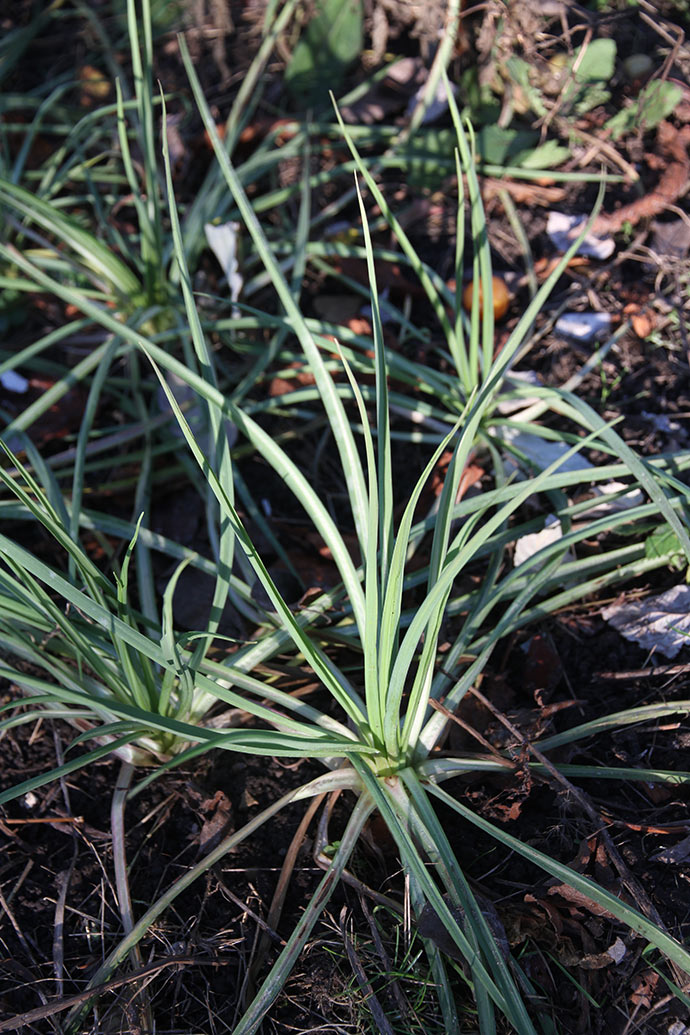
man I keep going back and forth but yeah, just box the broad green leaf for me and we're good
[477,125,539,166]
[517,139,571,169]
[398,125,550,187]
[645,526,687,573]
[504,56,548,118]
[285,0,363,103]
[606,80,683,139]
[573,83,611,115]
[572,37,616,82]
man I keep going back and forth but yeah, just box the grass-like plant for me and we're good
[2,9,690,1034]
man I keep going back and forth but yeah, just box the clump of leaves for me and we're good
[1,12,690,1035]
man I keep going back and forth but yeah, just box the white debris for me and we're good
[555,311,612,342]
[1,370,29,393]
[547,211,615,259]
[204,221,243,311]
[606,937,626,964]
[514,513,565,568]
[581,480,645,517]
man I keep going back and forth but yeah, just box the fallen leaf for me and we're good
[78,65,110,104]
[630,968,659,1009]
[522,634,563,694]
[484,179,567,206]
[601,585,690,660]
[578,938,627,969]
[623,302,657,338]
[545,881,617,919]
[198,790,233,853]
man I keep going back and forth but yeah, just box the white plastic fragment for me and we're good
[582,480,645,516]
[555,311,612,342]
[204,221,243,310]
[547,211,615,259]
[601,585,690,659]
[1,370,29,393]
[514,513,565,568]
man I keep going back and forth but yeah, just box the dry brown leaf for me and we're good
[198,790,233,853]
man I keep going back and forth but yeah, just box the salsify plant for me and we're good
[231,67,635,502]
[2,73,690,1035]
[1,14,690,1026]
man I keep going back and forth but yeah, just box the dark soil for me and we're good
[2,620,689,1034]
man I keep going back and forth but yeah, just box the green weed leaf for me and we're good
[515,138,571,169]
[285,0,363,104]
[645,526,687,573]
[572,38,616,83]
[606,80,683,139]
